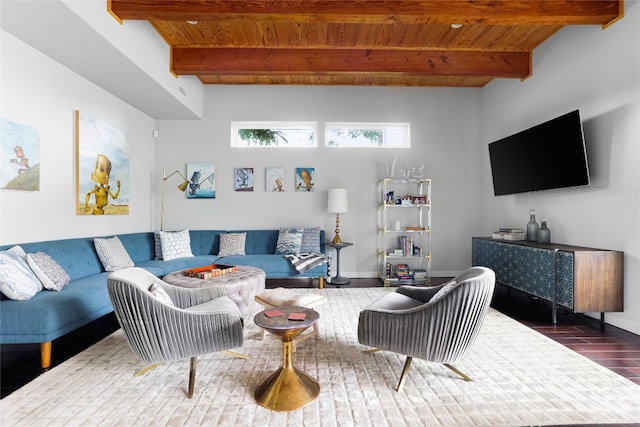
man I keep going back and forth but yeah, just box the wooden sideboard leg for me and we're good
[41,341,52,369]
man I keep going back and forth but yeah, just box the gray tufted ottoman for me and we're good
[163,266,266,318]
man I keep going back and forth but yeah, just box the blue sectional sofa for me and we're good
[0,229,327,368]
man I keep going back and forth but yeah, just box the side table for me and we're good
[253,306,320,412]
[325,242,353,285]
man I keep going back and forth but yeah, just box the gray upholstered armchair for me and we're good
[107,267,245,398]
[358,266,495,392]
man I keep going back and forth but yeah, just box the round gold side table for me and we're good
[253,306,320,412]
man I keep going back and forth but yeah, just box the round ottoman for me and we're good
[163,266,266,318]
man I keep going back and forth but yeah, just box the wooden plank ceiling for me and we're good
[108,0,623,88]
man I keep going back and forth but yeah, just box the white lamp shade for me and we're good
[327,188,348,213]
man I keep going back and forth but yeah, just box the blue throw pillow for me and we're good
[300,227,321,253]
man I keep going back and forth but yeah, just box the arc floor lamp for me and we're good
[160,169,189,231]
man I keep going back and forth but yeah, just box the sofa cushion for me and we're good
[275,228,304,255]
[27,252,70,291]
[218,233,246,256]
[300,227,322,253]
[94,237,135,272]
[160,229,194,261]
[0,246,43,300]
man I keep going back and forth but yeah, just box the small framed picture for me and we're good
[266,167,284,192]
[234,167,254,191]
[295,167,315,192]
[186,162,215,199]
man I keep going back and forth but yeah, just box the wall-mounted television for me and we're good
[488,109,590,196]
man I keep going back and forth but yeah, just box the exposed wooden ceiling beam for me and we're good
[171,47,530,78]
[109,0,622,26]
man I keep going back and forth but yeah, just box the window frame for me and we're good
[231,121,318,148]
[324,122,411,148]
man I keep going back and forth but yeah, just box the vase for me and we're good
[526,210,539,242]
[538,218,551,243]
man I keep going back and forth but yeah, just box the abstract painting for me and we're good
[75,111,129,215]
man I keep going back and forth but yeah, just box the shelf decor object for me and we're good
[160,168,189,231]
[327,188,349,244]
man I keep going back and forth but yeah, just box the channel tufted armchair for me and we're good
[358,266,495,392]
[107,267,245,398]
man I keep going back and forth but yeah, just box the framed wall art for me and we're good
[186,162,215,199]
[1,118,40,191]
[75,111,129,215]
[295,167,315,192]
[266,167,284,192]
[235,167,254,191]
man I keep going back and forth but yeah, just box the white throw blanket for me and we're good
[285,253,330,274]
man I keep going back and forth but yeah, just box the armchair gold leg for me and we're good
[444,363,473,382]
[134,363,161,377]
[221,350,250,359]
[187,356,197,399]
[397,356,413,392]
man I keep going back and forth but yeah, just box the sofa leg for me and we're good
[318,277,324,289]
[41,342,52,369]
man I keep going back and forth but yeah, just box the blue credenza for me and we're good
[472,237,623,322]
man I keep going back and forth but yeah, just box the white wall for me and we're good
[480,2,640,334]
[0,31,157,244]
[155,85,482,278]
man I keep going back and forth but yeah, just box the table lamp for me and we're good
[327,188,348,244]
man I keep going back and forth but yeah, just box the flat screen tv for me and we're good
[488,109,590,196]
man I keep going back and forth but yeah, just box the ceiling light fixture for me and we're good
[187,20,198,25]
[450,23,463,29]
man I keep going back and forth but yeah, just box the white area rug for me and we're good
[2,288,639,426]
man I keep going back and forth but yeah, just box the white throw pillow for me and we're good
[218,233,246,256]
[0,246,43,300]
[27,252,70,291]
[275,228,304,255]
[159,229,193,261]
[149,283,175,306]
[94,236,135,272]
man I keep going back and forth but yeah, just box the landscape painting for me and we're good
[76,111,129,215]
[0,118,40,191]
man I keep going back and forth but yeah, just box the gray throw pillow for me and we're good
[218,233,246,256]
[27,252,70,291]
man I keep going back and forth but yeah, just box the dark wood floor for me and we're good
[2,278,639,403]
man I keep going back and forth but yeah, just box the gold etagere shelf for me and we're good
[377,178,432,286]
